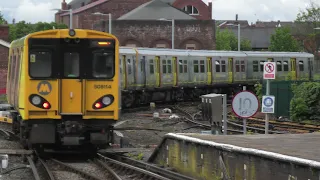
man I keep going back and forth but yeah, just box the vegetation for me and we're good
[290,82,320,122]
[215,28,252,51]
[268,26,301,52]
[0,12,6,24]
[9,21,68,42]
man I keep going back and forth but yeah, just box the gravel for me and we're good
[46,160,89,180]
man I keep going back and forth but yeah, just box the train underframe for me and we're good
[121,83,256,108]
[10,114,115,152]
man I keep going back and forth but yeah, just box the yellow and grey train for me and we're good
[6,29,120,150]
[118,47,315,107]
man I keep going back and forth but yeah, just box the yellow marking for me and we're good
[38,84,51,93]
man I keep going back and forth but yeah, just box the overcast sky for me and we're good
[0,0,314,24]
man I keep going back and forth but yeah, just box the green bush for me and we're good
[290,82,320,121]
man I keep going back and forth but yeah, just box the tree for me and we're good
[215,28,252,51]
[9,21,68,42]
[0,11,6,24]
[290,82,320,121]
[268,26,301,52]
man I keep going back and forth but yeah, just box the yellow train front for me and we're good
[7,29,120,150]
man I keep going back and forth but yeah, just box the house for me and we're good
[0,25,9,95]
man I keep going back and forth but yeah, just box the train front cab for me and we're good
[9,29,119,149]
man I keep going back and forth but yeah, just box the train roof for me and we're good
[119,47,314,58]
[243,51,314,58]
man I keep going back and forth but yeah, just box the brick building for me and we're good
[0,25,9,94]
[55,0,215,49]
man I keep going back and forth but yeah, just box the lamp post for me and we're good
[51,8,73,29]
[226,23,241,51]
[92,12,112,34]
[158,18,174,49]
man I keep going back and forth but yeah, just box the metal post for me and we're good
[69,9,73,29]
[171,19,174,49]
[238,24,240,51]
[265,59,271,134]
[109,13,112,34]
[242,86,246,134]
[222,94,227,135]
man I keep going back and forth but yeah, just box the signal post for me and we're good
[262,60,276,134]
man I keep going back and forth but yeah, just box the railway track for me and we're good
[0,128,19,141]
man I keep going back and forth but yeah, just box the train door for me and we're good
[155,56,161,87]
[206,57,212,85]
[228,58,234,83]
[60,48,83,115]
[121,55,127,89]
[233,58,246,82]
[140,56,146,87]
[308,58,313,80]
[173,57,178,86]
[290,58,297,80]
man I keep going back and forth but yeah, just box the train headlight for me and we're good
[102,96,111,105]
[31,96,41,105]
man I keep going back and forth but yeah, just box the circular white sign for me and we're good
[232,91,259,118]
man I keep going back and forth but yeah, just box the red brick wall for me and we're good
[173,0,211,20]
[0,25,9,42]
[80,20,216,50]
[0,46,8,90]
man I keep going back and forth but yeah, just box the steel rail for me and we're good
[101,153,196,180]
[94,159,122,180]
[26,156,41,180]
[97,153,171,180]
[39,158,55,180]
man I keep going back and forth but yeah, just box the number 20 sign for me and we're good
[232,91,259,118]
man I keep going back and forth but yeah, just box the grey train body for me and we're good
[118,47,315,108]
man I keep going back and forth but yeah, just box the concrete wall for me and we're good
[149,135,320,180]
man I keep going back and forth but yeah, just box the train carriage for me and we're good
[7,29,120,150]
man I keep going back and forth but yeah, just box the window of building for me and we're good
[299,61,304,71]
[253,61,259,72]
[126,44,136,47]
[156,44,166,48]
[277,61,282,71]
[186,44,196,49]
[183,5,199,15]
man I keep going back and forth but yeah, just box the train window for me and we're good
[253,61,259,72]
[260,61,265,71]
[215,60,220,72]
[92,51,114,78]
[194,60,199,73]
[29,51,52,78]
[235,60,240,72]
[184,60,188,73]
[167,60,172,73]
[64,52,80,78]
[179,60,183,73]
[149,59,154,74]
[127,59,132,74]
[162,59,167,73]
[299,61,304,71]
[240,60,245,72]
[277,61,282,71]
[200,60,205,73]
[221,60,226,72]
[283,61,289,71]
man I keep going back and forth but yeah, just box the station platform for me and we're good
[148,132,320,180]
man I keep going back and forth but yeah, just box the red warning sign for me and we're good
[263,62,276,79]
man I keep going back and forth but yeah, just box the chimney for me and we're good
[61,0,67,10]
[208,2,212,19]
[90,0,98,3]
[81,2,85,6]
[12,19,15,25]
